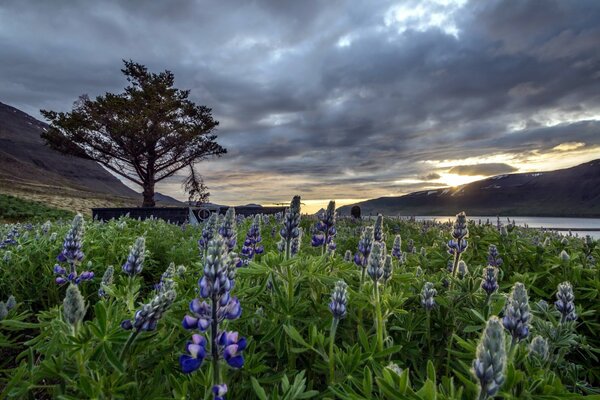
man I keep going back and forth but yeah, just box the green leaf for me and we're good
[251,377,268,400]
[103,343,124,374]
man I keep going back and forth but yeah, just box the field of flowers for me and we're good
[0,196,599,399]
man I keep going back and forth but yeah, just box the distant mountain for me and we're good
[338,160,600,217]
[154,192,185,205]
[0,101,138,198]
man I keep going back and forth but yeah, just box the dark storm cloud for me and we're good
[448,163,517,176]
[1,0,600,204]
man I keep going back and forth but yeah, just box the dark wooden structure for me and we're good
[351,205,361,219]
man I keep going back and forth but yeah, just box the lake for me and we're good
[413,216,600,239]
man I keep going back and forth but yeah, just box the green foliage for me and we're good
[0,214,599,398]
[0,194,74,222]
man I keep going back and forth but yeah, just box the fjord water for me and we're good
[414,216,600,239]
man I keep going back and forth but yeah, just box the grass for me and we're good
[0,193,75,222]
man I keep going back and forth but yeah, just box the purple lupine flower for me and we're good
[181,236,246,377]
[367,241,385,283]
[329,280,348,320]
[279,195,301,258]
[179,334,207,374]
[472,316,506,399]
[241,215,263,264]
[121,288,176,332]
[555,282,577,323]
[373,214,384,243]
[392,235,402,260]
[447,212,468,257]
[212,384,228,400]
[481,266,499,296]
[421,282,437,311]
[199,213,218,256]
[406,239,416,254]
[54,214,93,285]
[219,331,247,368]
[487,244,503,267]
[290,227,303,257]
[354,227,374,268]
[502,282,531,343]
[219,208,237,252]
[0,225,19,249]
[122,237,145,276]
[311,201,337,254]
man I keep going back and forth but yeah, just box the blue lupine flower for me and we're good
[212,384,228,400]
[354,227,374,268]
[179,334,207,374]
[122,237,145,276]
[121,288,176,332]
[311,201,337,253]
[199,213,218,256]
[241,215,263,264]
[487,244,503,267]
[448,212,468,257]
[421,282,437,311]
[98,265,114,298]
[219,208,237,252]
[481,266,499,296]
[472,316,506,399]
[502,282,531,343]
[181,236,246,376]
[54,214,93,285]
[392,235,402,260]
[555,282,577,323]
[280,195,301,258]
[367,242,385,283]
[329,280,348,320]
[290,227,303,257]
[219,331,247,368]
[383,255,393,283]
[373,214,384,243]
[407,239,416,254]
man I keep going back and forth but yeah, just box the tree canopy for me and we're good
[41,60,226,207]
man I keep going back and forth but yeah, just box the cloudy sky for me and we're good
[1,0,600,212]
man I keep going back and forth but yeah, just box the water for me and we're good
[413,216,600,239]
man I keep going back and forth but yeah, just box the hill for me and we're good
[338,160,600,217]
[0,101,183,213]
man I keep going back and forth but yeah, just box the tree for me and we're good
[41,60,226,207]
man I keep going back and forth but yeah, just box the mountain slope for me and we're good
[0,101,139,197]
[338,160,600,217]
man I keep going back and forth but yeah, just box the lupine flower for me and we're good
[392,235,402,260]
[382,255,393,283]
[54,214,93,285]
[420,282,437,310]
[122,237,145,276]
[329,280,348,320]
[199,213,218,255]
[344,250,352,262]
[181,236,246,375]
[63,284,86,327]
[6,295,16,310]
[41,221,51,235]
[367,242,385,283]
[212,384,228,400]
[219,331,247,368]
[3,251,11,263]
[241,215,263,264]
[327,239,337,256]
[456,260,469,278]
[311,201,337,253]
[291,227,303,257]
[472,316,506,399]
[373,214,384,243]
[354,227,374,267]
[415,266,423,277]
[386,362,403,376]
[481,266,499,296]
[0,303,7,320]
[528,335,549,363]
[559,250,570,263]
[487,245,503,267]
[448,212,468,256]
[407,239,416,254]
[98,265,114,298]
[156,262,178,294]
[121,288,176,332]
[554,282,577,323]
[279,195,301,258]
[219,208,237,252]
[180,334,207,373]
[502,282,531,343]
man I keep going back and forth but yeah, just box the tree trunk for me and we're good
[142,183,155,207]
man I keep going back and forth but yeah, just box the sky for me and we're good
[1,0,600,213]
